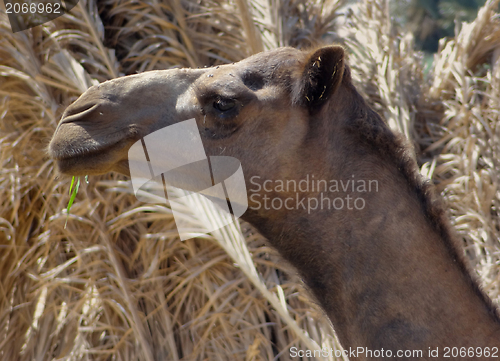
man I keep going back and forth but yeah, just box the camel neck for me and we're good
[244,160,500,356]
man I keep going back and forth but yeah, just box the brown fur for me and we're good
[343,75,500,324]
[49,45,500,358]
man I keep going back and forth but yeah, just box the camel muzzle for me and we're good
[49,69,206,176]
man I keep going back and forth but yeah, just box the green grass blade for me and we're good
[65,176,81,228]
[69,175,76,195]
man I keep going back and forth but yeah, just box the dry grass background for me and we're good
[0,0,499,360]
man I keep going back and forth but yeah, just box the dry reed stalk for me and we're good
[1,0,500,360]
[343,0,425,141]
[425,0,500,302]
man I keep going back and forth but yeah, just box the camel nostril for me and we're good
[65,102,97,116]
[61,103,100,123]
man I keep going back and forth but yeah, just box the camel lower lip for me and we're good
[54,152,106,175]
[51,138,125,161]
[51,139,127,175]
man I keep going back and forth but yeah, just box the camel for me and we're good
[49,45,500,359]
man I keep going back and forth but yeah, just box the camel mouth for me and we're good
[50,139,130,176]
[50,134,125,160]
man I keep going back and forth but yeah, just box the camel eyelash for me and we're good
[213,98,237,112]
[202,96,241,120]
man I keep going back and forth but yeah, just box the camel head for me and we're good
[49,46,347,177]
[48,46,500,350]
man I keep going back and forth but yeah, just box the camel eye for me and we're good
[214,98,236,112]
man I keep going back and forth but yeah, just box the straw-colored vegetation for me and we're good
[1,0,499,360]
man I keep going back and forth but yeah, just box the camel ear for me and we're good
[296,46,345,109]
